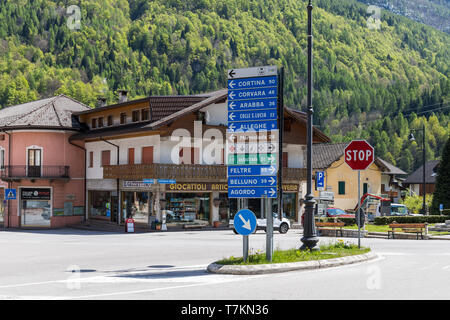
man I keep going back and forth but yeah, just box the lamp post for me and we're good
[408,123,427,215]
[300,0,319,251]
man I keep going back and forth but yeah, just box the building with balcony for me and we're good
[0,95,89,228]
[70,89,331,228]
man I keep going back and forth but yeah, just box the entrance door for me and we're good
[111,196,118,223]
[0,188,4,224]
[21,200,51,227]
[28,149,42,178]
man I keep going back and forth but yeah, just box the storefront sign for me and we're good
[122,181,154,189]
[166,183,228,192]
[282,184,299,192]
[319,191,334,201]
[20,188,51,200]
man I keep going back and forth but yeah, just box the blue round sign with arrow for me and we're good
[233,209,257,236]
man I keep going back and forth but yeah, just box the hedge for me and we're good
[373,215,450,225]
[315,217,356,226]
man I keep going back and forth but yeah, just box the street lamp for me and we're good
[300,0,319,251]
[409,124,427,215]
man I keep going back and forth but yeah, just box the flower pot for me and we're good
[156,224,162,230]
[213,221,220,228]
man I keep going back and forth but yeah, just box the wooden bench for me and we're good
[388,223,427,240]
[316,222,345,237]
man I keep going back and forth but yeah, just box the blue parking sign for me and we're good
[316,171,325,190]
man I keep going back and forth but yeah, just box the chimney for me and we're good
[118,90,128,103]
[97,97,107,108]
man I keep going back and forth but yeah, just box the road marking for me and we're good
[443,265,450,270]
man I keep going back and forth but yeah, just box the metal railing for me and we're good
[0,166,70,180]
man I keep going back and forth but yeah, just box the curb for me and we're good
[207,251,378,275]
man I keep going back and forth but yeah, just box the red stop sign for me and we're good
[344,140,375,171]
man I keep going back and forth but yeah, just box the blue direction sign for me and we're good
[228,109,277,122]
[227,165,277,177]
[229,187,277,199]
[228,120,278,132]
[228,176,277,187]
[233,209,257,236]
[228,87,277,101]
[5,189,16,200]
[143,179,155,184]
[228,76,277,90]
[157,179,176,184]
[228,98,277,112]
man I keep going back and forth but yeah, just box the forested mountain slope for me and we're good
[0,0,448,172]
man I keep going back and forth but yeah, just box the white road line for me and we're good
[443,265,450,270]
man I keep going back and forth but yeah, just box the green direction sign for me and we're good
[228,153,277,165]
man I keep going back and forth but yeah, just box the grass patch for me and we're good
[216,240,370,265]
[343,224,390,233]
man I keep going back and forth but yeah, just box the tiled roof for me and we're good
[149,96,207,121]
[312,142,348,169]
[403,160,440,184]
[0,95,89,130]
[377,158,407,175]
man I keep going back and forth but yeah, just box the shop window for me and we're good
[142,146,154,164]
[120,113,127,124]
[92,118,97,129]
[132,110,140,122]
[101,150,110,167]
[98,117,104,128]
[107,115,113,126]
[142,109,150,121]
[122,191,150,224]
[166,193,210,225]
[180,147,199,164]
[89,151,93,168]
[338,181,346,195]
[88,190,111,218]
[128,148,135,165]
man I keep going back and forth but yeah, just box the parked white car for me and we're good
[229,212,291,234]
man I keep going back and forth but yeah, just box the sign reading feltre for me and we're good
[344,140,375,171]
[227,66,279,199]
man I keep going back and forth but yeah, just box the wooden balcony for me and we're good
[103,163,307,183]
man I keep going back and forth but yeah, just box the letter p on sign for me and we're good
[344,140,375,171]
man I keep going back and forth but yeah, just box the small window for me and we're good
[120,113,127,124]
[92,118,97,129]
[142,109,150,121]
[282,152,288,168]
[0,149,4,169]
[89,152,93,168]
[132,110,140,122]
[107,115,113,126]
[98,117,104,128]
[363,183,368,195]
[101,150,110,167]
[338,181,346,195]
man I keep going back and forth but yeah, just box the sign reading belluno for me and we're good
[227,66,279,199]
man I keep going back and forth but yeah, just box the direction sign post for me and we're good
[344,140,375,249]
[227,65,280,262]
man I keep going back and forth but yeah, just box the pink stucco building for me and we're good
[0,95,89,228]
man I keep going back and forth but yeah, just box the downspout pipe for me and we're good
[100,138,120,225]
[2,130,11,229]
[69,140,87,223]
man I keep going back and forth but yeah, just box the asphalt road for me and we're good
[0,228,449,300]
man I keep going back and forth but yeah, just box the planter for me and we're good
[213,221,221,228]
[155,224,162,230]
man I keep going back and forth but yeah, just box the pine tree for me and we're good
[432,137,450,214]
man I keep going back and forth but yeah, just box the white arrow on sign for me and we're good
[229,80,235,89]
[229,113,236,121]
[239,214,252,230]
[269,188,276,197]
[229,123,236,131]
[268,155,276,163]
[228,92,236,100]
[269,177,276,185]
[270,166,276,175]
[229,102,236,110]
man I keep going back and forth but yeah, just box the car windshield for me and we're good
[327,208,346,216]
[391,205,407,215]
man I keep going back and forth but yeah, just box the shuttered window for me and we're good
[101,150,110,167]
[338,181,346,195]
[142,147,154,164]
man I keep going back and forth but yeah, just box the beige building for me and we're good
[312,143,402,211]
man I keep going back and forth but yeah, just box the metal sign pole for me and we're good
[265,196,273,262]
[358,170,361,249]
[238,199,249,262]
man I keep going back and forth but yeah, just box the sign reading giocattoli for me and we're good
[344,140,375,171]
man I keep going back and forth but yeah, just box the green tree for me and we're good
[431,137,450,213]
